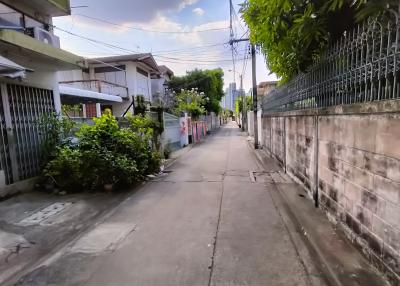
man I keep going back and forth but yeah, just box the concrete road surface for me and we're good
[13,122,326,286]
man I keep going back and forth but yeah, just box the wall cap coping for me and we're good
[263,99,400,117]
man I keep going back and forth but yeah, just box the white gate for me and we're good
[163,112,180,150]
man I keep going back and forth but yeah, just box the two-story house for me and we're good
[0,0,86,195]
[59,53,160,118]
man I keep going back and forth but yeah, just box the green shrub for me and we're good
[43,110,161,192]
[37,113,76,165]
[126,114,163,151]
[43,147,83,191]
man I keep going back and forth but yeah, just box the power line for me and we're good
[54,20,239,71]
[55,25,235,60]
[155,59,234,66]
[232,5,246,35]
[153,48,248,59]
[152,44,227,55]
[54,26,140,54]
[154,55,245,64]
[75,14,230,34]
[88,58,127,72]
[241,44,250,79]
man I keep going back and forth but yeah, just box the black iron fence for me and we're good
[262,11,400,113]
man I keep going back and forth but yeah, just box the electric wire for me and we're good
[74,14,230,34]
[56,26,242,65]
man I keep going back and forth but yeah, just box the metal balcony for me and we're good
[59,79,129,99]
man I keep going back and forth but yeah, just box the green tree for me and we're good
[235,96,253,115]
[168,68,224,114]
[241,0,398,82]
[174,89,206,119]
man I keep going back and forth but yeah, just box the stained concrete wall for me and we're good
[286,116,317,195]
[261,100,400,284]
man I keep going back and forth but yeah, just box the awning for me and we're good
[59,85,123,103]
[0,55,29,78]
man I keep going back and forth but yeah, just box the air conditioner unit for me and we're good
[27,27,60,48]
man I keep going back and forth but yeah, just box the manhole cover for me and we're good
[17,202,72,226]
[70,223,136,254]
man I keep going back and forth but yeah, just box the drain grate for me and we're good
[251,171,292,184]
[18,202,72,226]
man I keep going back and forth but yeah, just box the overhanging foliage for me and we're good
[241,0,399,82]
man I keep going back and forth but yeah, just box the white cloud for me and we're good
[69,0,199,24]
[57,14,230,46]
[178,0,199,10]
[192,20,228,31]
[192,8,205,16]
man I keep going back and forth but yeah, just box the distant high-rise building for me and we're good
[220,82,237,111]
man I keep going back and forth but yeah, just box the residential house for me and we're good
[0,0,86,194]
[59,53,160,118]
[257,80,278,102]
[151,65,174,108]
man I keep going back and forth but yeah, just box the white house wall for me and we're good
[94,70,126,86]
[58,70,86,82]
[137,72,151,101]
[152,78,165,98]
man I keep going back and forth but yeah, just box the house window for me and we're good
[0,2,47,32]
[94,65,126,73]
[137,67,149,77]
[0,3,23,29]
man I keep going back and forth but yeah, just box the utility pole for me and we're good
[229,0,236,81]
[251,44,259,149]
[240,74,245,131]
[229,0,258,148]
[229,40,258,148]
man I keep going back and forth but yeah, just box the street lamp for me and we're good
[228,70,246,131]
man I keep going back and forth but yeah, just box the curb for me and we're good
[247,142,340,286]
[248,142,390,286]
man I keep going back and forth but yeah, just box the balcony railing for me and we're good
[59,79,129,99]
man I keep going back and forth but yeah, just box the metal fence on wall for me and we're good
[263,12,400,113]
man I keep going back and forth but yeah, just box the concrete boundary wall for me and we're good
[261,99,400,284]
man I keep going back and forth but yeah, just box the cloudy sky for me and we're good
[54,0,277,91]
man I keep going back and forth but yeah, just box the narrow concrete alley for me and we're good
[9,122,387,286]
